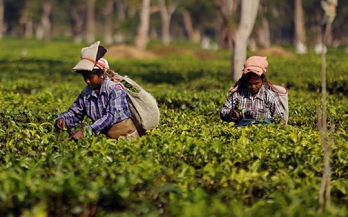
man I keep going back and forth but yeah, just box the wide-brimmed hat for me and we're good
[72,41,100,72]
[243,56,268,76]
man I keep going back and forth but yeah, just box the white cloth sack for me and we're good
[112,73,160,131]
[269,84,289,124]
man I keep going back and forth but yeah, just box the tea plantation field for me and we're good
[0,38,348,216]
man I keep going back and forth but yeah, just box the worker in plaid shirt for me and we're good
[220,56,285,127]
[55,42,139,140]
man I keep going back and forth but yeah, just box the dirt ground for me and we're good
[105,44,222,61]
[254,46,296,59]
[104,44,296,60]
[105,45,159,60]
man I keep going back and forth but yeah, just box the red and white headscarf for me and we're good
[93,58,109,72]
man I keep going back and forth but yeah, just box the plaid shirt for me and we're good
[220,85,284,122]
[56,77,131,134]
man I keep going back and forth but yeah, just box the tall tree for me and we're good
[135,0,151,50]
[178,0,206,43]
[321,0,337,46]
[181,9,195,42]
[116,0,126,20]
[180,0,219,43]
[294,0,307,54]
[23,9,33,38]
[232,0,259,81]
[69,0,85,44]
[225,0,235,14]
[40,0,52,41]
[18,0,39,40]
[318,0,337,212]
[215,0,233,49]
[114,0,127,44]
[103,0,113,45]
[256,17,270,48]
[34,0,52,40]
[331,3,348,46]
[255,2,270,49]
[0,0,3,39]
[86,0,96,43]
[158,0,180,45]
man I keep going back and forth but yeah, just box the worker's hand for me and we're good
[230,109,241,122]
[68,130,84,141]
[55,119,65,130]
[280,118,286,129]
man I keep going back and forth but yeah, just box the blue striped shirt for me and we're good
[56,77,131,134]
[220,85,284,122]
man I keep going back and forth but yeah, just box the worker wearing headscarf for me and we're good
[220,56,285,126]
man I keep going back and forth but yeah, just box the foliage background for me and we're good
[2,0,348,48]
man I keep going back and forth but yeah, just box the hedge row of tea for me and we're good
[0,39,348,216]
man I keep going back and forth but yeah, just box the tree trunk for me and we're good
[25,17,33,39]
[158,0,170,45]
[321,0,337,46]
[41,1,52,41]
[86,0,96,44]
[317,1,337,212]
[215,0,232,49]
[182,9,198,43]
[0,0,3,39]
[36,25,44,40]
[70,4,85,44]
[226,0,234,15]
[232,0,260,81]
[103,0,113,45]
[294,0,307,54]
[135,0,151,50]
[233,0,239,13]
[257,17,270,48]
[158,0,178,45]
[116,0,126,20]
[114,0,126,44]
[332,14,348,47]
[19,5,33,39]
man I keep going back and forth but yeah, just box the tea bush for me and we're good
[0,38,347,216]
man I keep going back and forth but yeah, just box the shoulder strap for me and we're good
[267,82,289,124]
[267,81,288,95]
[229,80,241,93]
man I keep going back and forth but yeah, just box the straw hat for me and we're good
[72,41,100,72]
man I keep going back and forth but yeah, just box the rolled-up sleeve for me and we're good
[56,94,85,128]
[220,92,237,122]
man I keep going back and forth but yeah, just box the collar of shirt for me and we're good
[244,85,266,101]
